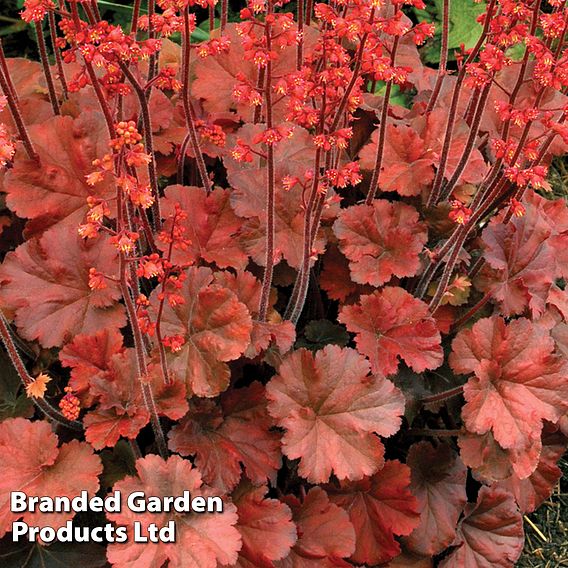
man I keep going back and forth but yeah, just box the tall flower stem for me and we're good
[426,0,496,207]
[258,0,276,322]
[221,0,228,31]
[131,0,142,33]
[297,0,304,70]
[329,7,375,133]
[117,185,167,458]
[425,0,450,112]
[69,3,115,136]
[366,34,400,204]
[119,63,162,229]
[48,11,68,98]
[285,12,375,323]
[181,9,212,194]
[438,82,491,202]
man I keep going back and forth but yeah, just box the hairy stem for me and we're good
[425,0,450,112]
[0,41,38,161]
[221,0,228,32]
[131,0,142,33]
[452,292,492,328]
[181,9,212,193]
[119,63,162,229]
[438,82,491,202]
[48,11,68,99]
[421,384,464,404]
[366,35,400,204]
[297,0,304,70]
[117,186,167,458]
[258,1,276,322]
[426,0,496,207]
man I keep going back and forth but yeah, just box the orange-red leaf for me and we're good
[0,226,125,348]
[276,487,355,568]
[266,345,405,483]
[85,349,187,450]
[59,328,125,405]
[476,191,568,317]
[0,418,102,538]
[232,483,296,567]
[450,316,568,474]
[403,442,467,556]
[495,425,567,513]
[106,455,241,568]
[1,112,114,237]
[359,123,434,197]
[333,200,427,286]
[168,383,281,493]
[161,185,247,270]
[151,266,252,397]
[339,287,443,377]
[439,486,524,568]
[328,460,420,566]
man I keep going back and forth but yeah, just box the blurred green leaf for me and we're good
[370,81,413,108]
[0,22,28,37]
[415,0,486,64]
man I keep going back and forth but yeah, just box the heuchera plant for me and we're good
[0,0,567,564]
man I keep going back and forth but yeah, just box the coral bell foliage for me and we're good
[1,0,568,564]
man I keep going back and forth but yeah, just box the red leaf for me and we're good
[358,110,487,196]
[1,112,114,237]
[193,24,316,123]
[450,316,568,471]
[333,200,427,286]
[339,287,443,377]
[106,455,242,568]
[484,62,568,158]
[0,225,126,348]
[151,266,252,397]
[328,460,420,566]
[458,430,542,483]
[476,191,568,317]
[421,108,488,185]
[232,483,296,567]
[495,425,567,513]
[84,350,187,450]
[403,442,467,556]
[227,126,326,270]
[276,487,355,567]
[0,418,102,538]
[168,383,281,493]
[359,123,435,197]
[212,269,263,315]
[59,328,125,405]
[319,244,362,303]
[211,270,294,357]
[439,486,524,568]
[245,319,296,359]
[161,185,247,270]
[0,58,53,132]
[266,345,405,483]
